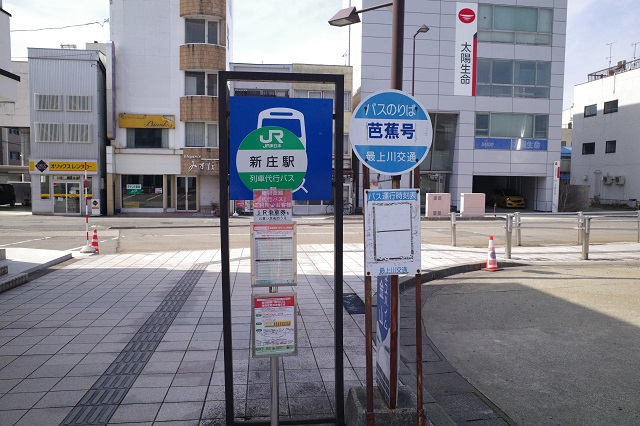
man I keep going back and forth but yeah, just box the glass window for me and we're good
[584,104,597,117]
[475,114,490,136]
[478,4,492,30]
[186,19,218,44]
[605,140,616,153]
[126,128,168,148]
[476,59,491,83]
[534,115,548,139]
[35,94,62,111]
[604,100,618,114]
[122,175,164,209]
[514,61,536,85]
[491,114,533,138]
[538,8,553,33]
[344,92,351,111]
[35,123,62,142]
[185,19,205,43]
[185,72,217,96]
[67,95,91,111]
[536,62,551,86]
[185,122,205,147]
[477,5,552,45]
[67,124,91,143]
[207,123,218,147]
[492,60,513,84]
[582,142,595,155]
[493,6,517,31]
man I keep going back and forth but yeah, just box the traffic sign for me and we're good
[350,90,432,175]
[230,97,333,201]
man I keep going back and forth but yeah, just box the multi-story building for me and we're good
[28,48,107,215]
[358,0,567,211]
[229,62,354,215]
[570,58,640,206]
[108,0,231,214]
[0,61,30,183]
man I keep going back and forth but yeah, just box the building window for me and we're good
[9,128,19,135]
[582,142,595,155]
[343,134,350,156]
[126,128,168,149]
[34,94,62,111]
[476,59,550,98]
[293,90,351,111]
[67,95,91,112]
[344,92,352,112]
[35,123,62,142]
[185,72,217,96]
[584,104,597,117]
[67,124,91,143]
[185,122,218,147]
[478,5,552,45]
[475,113,548,139]
[234,89,289,97]
[9,151,20,160]
[604,100,618,114]
[605,140,616,153]
[185,19,219,45]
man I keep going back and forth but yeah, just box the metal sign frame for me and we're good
[218,71,345,426]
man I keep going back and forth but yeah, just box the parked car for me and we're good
[0,183,16,207]
[491,188,525,209]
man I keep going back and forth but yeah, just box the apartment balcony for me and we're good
[180,0,225,18]
[180,96,218,121]
[180,44,226,71]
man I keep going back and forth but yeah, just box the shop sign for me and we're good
[454,3,478,96]
[126,184,142,195]
[181,148,219,175]
[253,189,292,222]
[119,114,175,129]
[30,160,97,174]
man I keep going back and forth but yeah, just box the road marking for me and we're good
[0,236,52,247]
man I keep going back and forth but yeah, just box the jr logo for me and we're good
[259,129,284,144]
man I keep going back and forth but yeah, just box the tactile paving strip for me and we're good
[60,263,207,426]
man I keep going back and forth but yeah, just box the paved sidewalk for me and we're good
[0,242,637,425]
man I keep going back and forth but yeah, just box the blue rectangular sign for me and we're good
[230,97,333,201]
[475,137,548,151]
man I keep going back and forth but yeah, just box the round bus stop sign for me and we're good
[350,90,432,175]
[236,126,308,192]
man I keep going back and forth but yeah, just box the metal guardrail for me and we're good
[449,211,640,261]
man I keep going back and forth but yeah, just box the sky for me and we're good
[6,0,639,110]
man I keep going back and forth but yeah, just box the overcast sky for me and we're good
[6,0,639,110]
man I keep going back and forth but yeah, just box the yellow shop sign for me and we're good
[30,160,97,174]
[119,114,175,129]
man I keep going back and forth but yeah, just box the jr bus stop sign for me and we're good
[230,97,333,201]
[350,90,432,175]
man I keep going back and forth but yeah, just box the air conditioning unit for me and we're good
[615,176,626,185]
[602,175,614,185]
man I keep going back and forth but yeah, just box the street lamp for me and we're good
[412,24,429,96]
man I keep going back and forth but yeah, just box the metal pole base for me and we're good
[79,244,96,254]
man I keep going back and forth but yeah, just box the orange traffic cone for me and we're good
[485,235,499,271]
[91,229,100,254]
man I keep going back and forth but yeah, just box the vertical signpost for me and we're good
[552,160,561,213]
[221,75,342,426]
[350,90,432,419]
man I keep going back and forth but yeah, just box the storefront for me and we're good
[29,159,99,216]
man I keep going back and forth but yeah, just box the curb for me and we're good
[0,253,74,294]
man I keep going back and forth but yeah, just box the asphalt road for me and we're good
[424,263,640,426]
[1,205,638,254]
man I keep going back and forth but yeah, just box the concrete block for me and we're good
[345,385,419,426]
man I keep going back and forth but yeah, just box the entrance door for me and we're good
[53,181,81,214]
[177,176,197,211]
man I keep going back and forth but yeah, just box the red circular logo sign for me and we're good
[458,8,476,24]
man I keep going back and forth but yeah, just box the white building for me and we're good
[109,0,231,214]
[357,0,567,211]
[28,48,107,215]
[570,59,640,206]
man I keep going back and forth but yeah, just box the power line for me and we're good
[10,19,109,32]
